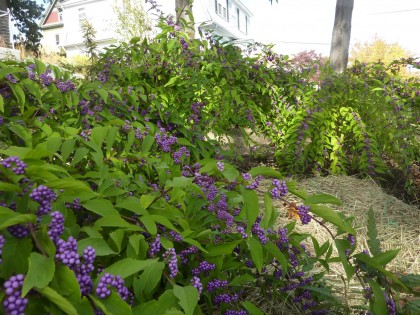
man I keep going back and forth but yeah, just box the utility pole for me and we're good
[330,0,354,73]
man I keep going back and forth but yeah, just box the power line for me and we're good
[370,8,420,15]
[255,39,330,45]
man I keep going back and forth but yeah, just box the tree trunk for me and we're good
[0,0,11,47]
[329,0,354,73]
[175,0,195,38]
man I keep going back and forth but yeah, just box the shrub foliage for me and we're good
[0,19,419,315]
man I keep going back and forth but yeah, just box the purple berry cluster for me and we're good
[245,175,263,190]
[173,146,190,164]
[296,205,312,225]
[48,211,65,243]
[149,234,161,256]
[163,248,178,278]
[189,102,205,124]
[77,246,96,295]
[96,273,130,301]
[236,226,248,238]
[3,274,28,315]
[225,310,247,315]
[192,260,216,276]
[191,276,203,295]
[168,230,183,242]
[206,279,228,293]
[5,74,18,83]
[56,237,80,269]
[155,132,178,152]
[214,293,239,305]
[55,79,76,92]
[65,198,82,211]
[216,161,224,172]
[251,217,267,244]
[179,246,198,264]
[40,69,53,86]
[271,179,288,199]
[384,292,397,315]
[0,234,4,263]
[29,185,57,216]
[1,156,27,175]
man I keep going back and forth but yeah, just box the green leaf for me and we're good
[94,215,135,228]
[264,241,288,275]
[78,237,116,256]
[90,291,132,315]
[248,166,282,178]
[47,178,92,192]
[243,188,259,234]
[367,207,381,256]
[0,206,37,229]
[204,240,242,257]
[1,237,32,276]
[90,126,108,147]
[116,197,147,216]
[242,301,264,315]
[354,253,406,288]
[83,199,118,216]
[368,280,387,315]
[140,194,156,209]
[71,147,90,165]
[304,193,342,205]
[0,182,22,192]
[50,265,81,302]
[229,274,256,286]
[309,205,355,234]
[9,83,26,112]
[261,192,273,229]
[97,89,109,104]
[142,135,155,153]
[9,124,32,147]
[61,139,76,162]
[104,258,157,279]
[140,215,157,235]
[137,261,165,296]
[22,78,42,102]
[173,285,199,315]
[37,286,78,315]
[247,237,263,273]
[22,253,55,296]
[0,94,3,112]
[373,249,400,267]
[334,239,355,280]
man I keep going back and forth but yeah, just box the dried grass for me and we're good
[255,175,419,313]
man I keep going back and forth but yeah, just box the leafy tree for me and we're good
[113,0,153,42]
[350,35,413,65]
[81,20,97,62]
[2,0,50,52]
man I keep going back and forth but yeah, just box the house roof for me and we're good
[40,0,59,26]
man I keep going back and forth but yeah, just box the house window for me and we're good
[215,0,228,21]
[245,15,248,34]
[55,34,60,45]
[78,8,86,25]
[236,8,240,29]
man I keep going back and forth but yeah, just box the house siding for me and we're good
[41,0,118,57]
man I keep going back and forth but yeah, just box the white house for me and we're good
[40,0,253,57]
[40,0,118,58]
[188,0,253,42]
